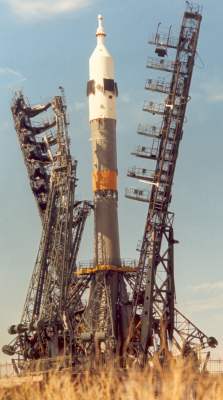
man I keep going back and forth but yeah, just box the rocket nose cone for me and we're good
[96,14,106,37]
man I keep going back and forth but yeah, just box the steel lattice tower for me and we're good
[3,91,92,363]
[125,2,217,363]
[2,3,218,373]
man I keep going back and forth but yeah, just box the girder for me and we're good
[125,3,217,362]
[3,91,92,364]
[2,3,218,374]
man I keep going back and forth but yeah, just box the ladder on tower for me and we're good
[125,2,217,361]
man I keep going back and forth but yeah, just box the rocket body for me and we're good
[88,15,120,267]
[83,16,130,354]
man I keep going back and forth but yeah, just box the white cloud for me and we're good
[0,67,26,88]
[0,67,23,78]
[207,92,223,103]
[4,0,91,19]
[182,280,223,313]
[191,281,223,292]
[183,295,223,313]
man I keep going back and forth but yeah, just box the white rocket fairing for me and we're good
[88,15,117,121]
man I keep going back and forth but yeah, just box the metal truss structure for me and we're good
[125,2,217,363]
[2,91,92,363]
[2,2,218,374]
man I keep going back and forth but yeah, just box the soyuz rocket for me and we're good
[85,15,129,352]
[88,15,120,268]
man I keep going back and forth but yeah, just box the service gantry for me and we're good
[2,90,93,364]
[125,1,217,363]
[2,2,217,373]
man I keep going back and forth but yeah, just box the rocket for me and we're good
[88,15,120,268]
[83,16,131,356]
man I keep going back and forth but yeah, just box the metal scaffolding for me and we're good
[125,2,217,363]
[2,91,93,365]
[2,2,218,374]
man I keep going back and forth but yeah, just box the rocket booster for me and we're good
[88,15,120,267]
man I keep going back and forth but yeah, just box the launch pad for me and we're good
[2,2,218,374]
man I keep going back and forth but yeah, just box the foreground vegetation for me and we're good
[0,358,222,399]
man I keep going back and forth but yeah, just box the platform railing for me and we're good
[149,32,178,49]
[206,359,223,374]
[1,357,223,379]
[0,362,17,378]
[0,356,73,379]
[77,259,138,270]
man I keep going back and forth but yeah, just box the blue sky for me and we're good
[0,0,223,361]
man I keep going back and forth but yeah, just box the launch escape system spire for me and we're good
[2,4,218,373]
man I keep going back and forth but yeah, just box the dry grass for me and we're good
[0,358,223,400]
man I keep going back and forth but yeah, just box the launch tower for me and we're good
[2,3,218,373]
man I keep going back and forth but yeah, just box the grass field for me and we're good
[0,358,222,399]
